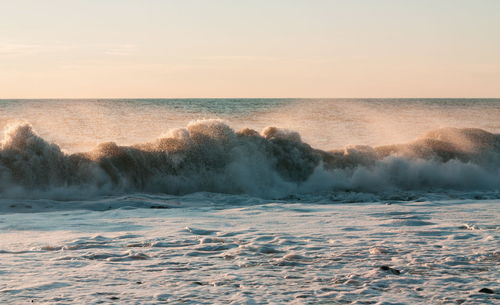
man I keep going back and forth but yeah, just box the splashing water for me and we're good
[1,98,499,201]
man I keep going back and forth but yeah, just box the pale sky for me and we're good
[1,0,499,98]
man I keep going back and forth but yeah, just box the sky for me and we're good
[0,0,499,98]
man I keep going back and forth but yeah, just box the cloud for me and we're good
[0,43,72,57]
[102,44,136,56]
[0,43,136,57]
[194,55,277,62]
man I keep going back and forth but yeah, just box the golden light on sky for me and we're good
[1,0,499,98]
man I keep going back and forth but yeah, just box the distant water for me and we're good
[1,99,499,304]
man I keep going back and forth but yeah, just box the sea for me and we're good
[0,98,499,304]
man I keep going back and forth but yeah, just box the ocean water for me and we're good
[0,99,499,304]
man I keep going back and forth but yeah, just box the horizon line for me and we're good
[1,97,499,100]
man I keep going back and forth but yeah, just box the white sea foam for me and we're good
[1,120,499,203]
[0,200,498,304]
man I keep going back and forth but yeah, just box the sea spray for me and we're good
[1,120,499,199]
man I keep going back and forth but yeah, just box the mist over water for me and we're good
[1,99,499,201]
[1,99,499,152]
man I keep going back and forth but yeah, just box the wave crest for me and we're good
[1,121,499,199]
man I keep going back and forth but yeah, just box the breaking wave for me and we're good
[1,120,499,200]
